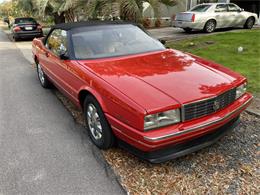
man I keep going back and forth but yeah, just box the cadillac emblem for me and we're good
[213,100,220,111]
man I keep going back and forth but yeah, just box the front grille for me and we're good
[183,88,236,121]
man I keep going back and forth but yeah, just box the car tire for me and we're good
[204,20,216,33]
[13,36,19,42]
[84,95,115,149]
[183,28,192,33]
[36,62,51,88]
[244,17,255,29]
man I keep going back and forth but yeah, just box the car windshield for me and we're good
[15,18,36,24]
[71,24,165,59]
[190,4,211,12]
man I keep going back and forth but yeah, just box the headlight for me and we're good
[236,83,247,99]
[144,109,181,130]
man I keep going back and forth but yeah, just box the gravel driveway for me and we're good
[55,92,260,194]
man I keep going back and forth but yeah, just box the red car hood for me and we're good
[78,50,244,113]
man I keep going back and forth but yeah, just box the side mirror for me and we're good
[159,39,166,45]
[60,52,69,60]
[239,8,244,12]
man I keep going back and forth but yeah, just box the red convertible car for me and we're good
[32,21,252,163]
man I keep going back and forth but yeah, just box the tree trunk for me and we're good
[65,9,75,23]
[53,12,65,24]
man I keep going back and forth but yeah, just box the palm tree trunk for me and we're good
[65,8,75,22]
[53,12,65,24]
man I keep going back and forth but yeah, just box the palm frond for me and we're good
[159,0,178,7]
[119,0,142,21]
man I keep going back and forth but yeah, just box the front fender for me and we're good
[78,86,108,113]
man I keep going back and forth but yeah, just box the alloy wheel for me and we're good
[37,64,45,85]
[87,104,103,140]
[206,21,216,33]
[247,18,254,29]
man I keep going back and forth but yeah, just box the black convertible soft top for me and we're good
[52,20,136,31]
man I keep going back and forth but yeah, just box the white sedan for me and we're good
[173,3,258,33]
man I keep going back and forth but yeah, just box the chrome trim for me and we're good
[144,97,253,142]
[183,95,217,106]
[181,105,185,122]
[182,87,237,121]
[182,87,237,107]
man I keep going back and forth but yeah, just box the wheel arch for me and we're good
[247,16,256,24]
[78,87,108,113]
[205,18,217,27]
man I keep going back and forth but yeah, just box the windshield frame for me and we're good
[70,24,166,60]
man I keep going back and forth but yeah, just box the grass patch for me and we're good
[167,29,260,94]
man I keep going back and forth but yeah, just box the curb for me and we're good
[246,97,260,117]
[246,109,260,117]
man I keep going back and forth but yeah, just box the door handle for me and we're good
[45,52,50,57]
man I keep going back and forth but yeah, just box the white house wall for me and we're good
[143,0,187,18]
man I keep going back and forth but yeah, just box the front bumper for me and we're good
[173,20,204,30]
[106,93,253,161]
[118,116,240,163]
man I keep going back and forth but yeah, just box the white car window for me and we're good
[215,4,228,12]
[190,5,211,12]
[228,4,240,12]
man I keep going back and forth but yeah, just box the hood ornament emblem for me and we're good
[213,100,220,111]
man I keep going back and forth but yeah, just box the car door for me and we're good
[227,4,245,27]
[44,29,85,104]
[42,29,75,99]
[215,4,229,28]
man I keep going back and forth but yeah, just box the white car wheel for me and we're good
[204,20,216,33]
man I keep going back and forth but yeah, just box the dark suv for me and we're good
[12,17,43,41]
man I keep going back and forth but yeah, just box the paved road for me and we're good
[148,26,260,41]
[0,29,124,194]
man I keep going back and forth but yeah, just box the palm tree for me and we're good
[17,0,80,23]
[16,0,177,24]
[86,0,177,22]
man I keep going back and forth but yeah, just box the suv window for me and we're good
[46,29,67,56]
[215,4,228,12]
[228,4,240,12]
